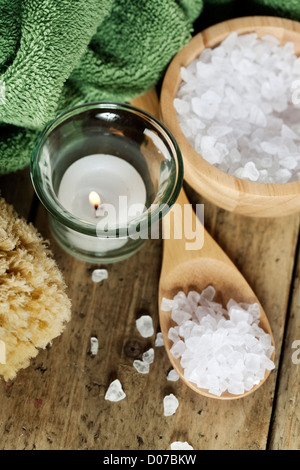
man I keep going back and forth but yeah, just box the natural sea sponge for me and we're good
[0,197,71,381]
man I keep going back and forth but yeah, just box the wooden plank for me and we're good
[0,167,35,219]
[183,186,300,449]
[268,241,300,450]
[0,203,167,450]
[19,184,297,451]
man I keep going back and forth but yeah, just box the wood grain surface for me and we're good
[0,88,299,450]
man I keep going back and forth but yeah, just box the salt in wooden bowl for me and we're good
[160,16,300,217]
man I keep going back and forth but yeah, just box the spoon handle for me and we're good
[162,188,233,279]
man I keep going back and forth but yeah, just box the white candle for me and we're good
[57,154,147,253]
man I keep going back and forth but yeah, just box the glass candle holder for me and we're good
[30,102,183,263]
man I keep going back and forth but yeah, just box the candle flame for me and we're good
[89,191,101,209]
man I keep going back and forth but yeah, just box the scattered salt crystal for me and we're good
[175,33,300,183]
[170,441,194,450]
[132,347,154,374]
[105,379,126,402]
[155,332,164,347]
[136,315,154,338]
[167,369,180,381]
[133,359,150,374]
[163,393,179,416]
[91,269,108,283]
[90,336,98,356]
[142,348,154,364]
[161,287,275,396]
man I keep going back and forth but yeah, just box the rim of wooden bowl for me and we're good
[160,16,300,217]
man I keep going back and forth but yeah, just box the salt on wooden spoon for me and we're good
[158,188,275,399]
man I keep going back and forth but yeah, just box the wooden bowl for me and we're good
[160,16,300,217]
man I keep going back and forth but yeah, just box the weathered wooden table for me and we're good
[0,90,299,450]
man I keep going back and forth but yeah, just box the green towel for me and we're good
[1,0,299,175]
[0,0,204,175]
[204,0,300,18]
[253,0,300,18]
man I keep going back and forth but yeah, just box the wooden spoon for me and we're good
[158,188,275,399]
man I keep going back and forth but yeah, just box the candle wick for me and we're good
[89,191,101,214]
[94,203,103,217]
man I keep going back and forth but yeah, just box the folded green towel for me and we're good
[253,0,300,18]
[1,0,299,175]
[204,0,300,18]
[0,0,203,175]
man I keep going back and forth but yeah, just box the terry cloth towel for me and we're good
[204,0,300,18]
[0,0,203,175]
[253,0,300,18]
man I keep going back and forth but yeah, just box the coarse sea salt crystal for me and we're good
[105,379,126,402]
[136,315,154,338]
[91,269,108,283]
[279,156,298,170]
[133,359,150,374]
[90,336,98,356]
[155,332,164,347]
[132,348,154,374]
[237,161,260,181]
[163,393,179,416]
[170,441,194,450]
[161,298,176,312]
[161,287,275,396]
[142,348,155,364]
[175,33,300,183]
[170,339,186,359]
[167,369,180,381]
[174,98,190,115]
